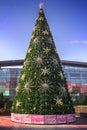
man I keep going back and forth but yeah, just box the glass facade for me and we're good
[62,65,87,94]
[0,68,21,99]
[0,65,87,99]
[63,65,87,85]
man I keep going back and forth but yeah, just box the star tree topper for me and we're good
[39,3,44,9]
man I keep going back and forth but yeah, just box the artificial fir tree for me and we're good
[11,4,75,117]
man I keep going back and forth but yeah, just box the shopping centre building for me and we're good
[0,59,87,100]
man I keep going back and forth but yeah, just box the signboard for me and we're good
[3,90,9,96]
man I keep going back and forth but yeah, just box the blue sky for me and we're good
[0,0,87,62]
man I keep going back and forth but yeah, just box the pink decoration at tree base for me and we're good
[21,114,31,123]
[11,113,21,122]
[11,113,76,124]
[44,115,56,124]
[57,115,67,124]
[67,114,76,123]
[31,115,44,124]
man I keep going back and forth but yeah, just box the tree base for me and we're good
[11,113,76,124]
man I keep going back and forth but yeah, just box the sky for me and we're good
[0,0,87,62]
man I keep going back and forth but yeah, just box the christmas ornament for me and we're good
[33,107,36,110]
[34,38,39,43]
[24,82,30,90]
[53,58,58,65]
[59,84,67,96]
[15,86,19,92]
[21,74,26,80]
[23,81,33,92]
[43,47,50,54]
[28,48,32,53]
[38,17,44,21]
[24,60,29,67]
[42,83,49,91]
[42,30,49,35]
[36,56,43,64]
[31,34,35,39]
[55,97,63,106]
[49,37,53,43]
[39,81,53,93]
[59,72,64,79]
[54,48,58,53]
[41,67,50,75]
[34,25,39,30]
[16,101,21,108]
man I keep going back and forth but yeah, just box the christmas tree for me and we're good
[11,4,75,123]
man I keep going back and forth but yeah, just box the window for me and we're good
[82,78,87,85]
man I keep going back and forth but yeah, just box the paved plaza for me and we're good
[0,115,87,130]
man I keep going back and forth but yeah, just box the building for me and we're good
[0,59,87,99]
[62,60,87,93]
[0,67,21,98]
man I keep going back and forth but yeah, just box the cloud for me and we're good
[82,40,87,44]
[68,40,87,44]
[69,40,79,44]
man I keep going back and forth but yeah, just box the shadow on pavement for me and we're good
[0,127,87,130]
[71,117,87,125]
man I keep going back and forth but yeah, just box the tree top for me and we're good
[39,3,44,9]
